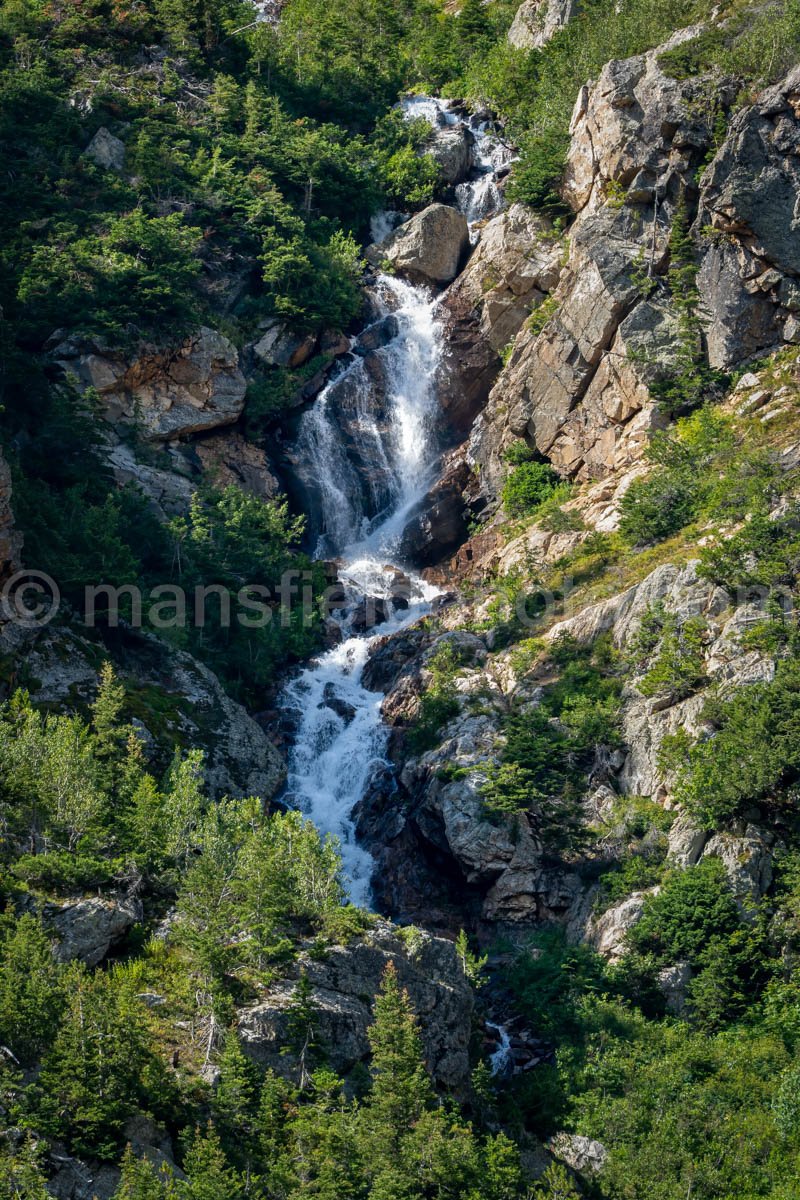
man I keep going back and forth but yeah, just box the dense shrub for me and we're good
[502,459,560,518]
[673,656,800,826]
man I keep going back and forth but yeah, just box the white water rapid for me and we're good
[281,97,508,905]
[282,280,444,907]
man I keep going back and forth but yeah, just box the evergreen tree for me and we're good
[362,962,434,1179]
[36,965,154,1160]
[285,972,319,1089]
[114,1147,177,1200]
[0,911,64,1065]
[212,1031,260,1168]
[181,1125,244,1200]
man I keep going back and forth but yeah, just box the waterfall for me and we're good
[282,277,444,906]
[294,275,443,561]
[282,96,507,905]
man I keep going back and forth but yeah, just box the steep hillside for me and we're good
[3,1,800,1198]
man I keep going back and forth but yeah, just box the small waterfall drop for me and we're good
[282,96,508,904]
[294,275,443,561]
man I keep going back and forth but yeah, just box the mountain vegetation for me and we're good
[4,0,800,1198]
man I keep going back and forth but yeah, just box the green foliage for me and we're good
[482,636,622,849]
[658,0,800,86]
[0,912,64,1066]
[650,191,724,417]
[407,642,463,754]
[673,655,800,826]
[18,211,202,343]
[35,964,166,1160]
[618,404,780,546]
[465,0,709,212]
[502,460,560,518]
[637,613,708,701]
[629,859,767,1029]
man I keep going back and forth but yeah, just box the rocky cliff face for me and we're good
[238,921,473,1094]
[0,449,22,587]
[507,0,578,49]
[342,36,800,970]
[470,28,739,505]
[55,326,247,441]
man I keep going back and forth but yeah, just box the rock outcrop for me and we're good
[238,921,473,1093]
[508,0,578,49]
[696,64,800,367]
[0,623,286,801]
[470,30,735,500]
[438,204,561,438]
[46,895,143,966]
[426,124,473,186]
[367,204,470,287]
[55,327,247,441]
[83,126,126,171]
[397,452,479,567]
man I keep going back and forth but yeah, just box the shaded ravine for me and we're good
[281,98,507,905]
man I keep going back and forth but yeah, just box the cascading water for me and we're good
[294,276,443,561]
[282,97,508,904]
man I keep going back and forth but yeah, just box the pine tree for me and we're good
[212,1031,260,1168]
[285,972,319,1088]
[363,963,434,1162]
[0,911,64,1065]
[91,662,127,762]
[182,1125,244,1200]
[657,188,714,415]
[0,1135,50,1200]
[114,1147,177,1200]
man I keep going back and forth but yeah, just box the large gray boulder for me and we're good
[46,896,143,967]
[237,921,473,1093]
[367,204,470,286]
[585,891,652,960]
[426,125,473,186]
[55,327,246,441]
[83,126,126,171]
[508,0,578,49]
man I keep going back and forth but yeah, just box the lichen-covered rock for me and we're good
[46,1151,120,1200]
[548,1132,608,1175]
[106,440,195,519]
[508,0,578,49]
[367,204,470,286]
[192,431,280,499]
[586,891,652,960]
[55,327,246,441]
[563,28,721,217]
[46,895,143,967]
[237,921,473,1093]
[657,960,693,1015]
[702,827,774,909]
[667,811,709,868]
